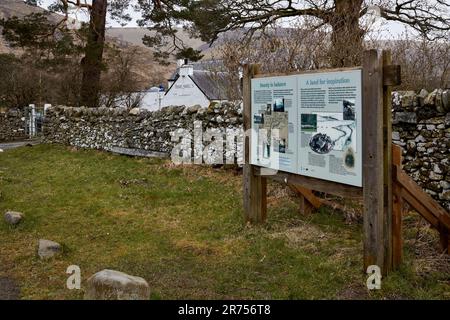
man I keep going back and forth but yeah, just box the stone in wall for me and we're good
[0,108,27,142]
[392,89,450,211]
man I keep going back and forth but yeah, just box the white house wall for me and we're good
[141,91,164,111]
[162,76,210,108]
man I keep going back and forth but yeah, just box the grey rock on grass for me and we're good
[4,211,24,225]
[84,269,150,300]
[38,239,61,259]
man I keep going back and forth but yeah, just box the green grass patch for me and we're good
[0,144,448,299]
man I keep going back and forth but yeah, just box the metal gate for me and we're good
[25,104,45,138]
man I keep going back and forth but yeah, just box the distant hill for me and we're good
[105,28,210,88]
[0,0,59,54]
[0,0,53,21]
[0,0,186,88]
[106,27,206,51]
[105,27,246,61]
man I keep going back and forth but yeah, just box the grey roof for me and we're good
[166,67,232,101]
[189,70,230,100]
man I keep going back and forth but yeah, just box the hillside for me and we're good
[105,28,209,88]
[106,27,206,51]
[0,0,184,88]
[0,0,55,54]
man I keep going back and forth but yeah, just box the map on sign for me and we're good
[250,69,362,187]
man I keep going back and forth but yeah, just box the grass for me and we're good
[0,144,448,299]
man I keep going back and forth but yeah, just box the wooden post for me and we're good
[289,185,321,215]
[363,49,400,274]
[439,225,449,254]
[299,195,314,215]
[363,50,389,274]
[243,64,267,224]
[382,51,393,273]
[392,145,403,268]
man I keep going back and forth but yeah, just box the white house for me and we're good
[140,87,165,111]
[162,60,231,108]
[140,60,232,111]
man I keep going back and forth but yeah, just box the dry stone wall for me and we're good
[43,103,243,161]
[42,89,450,211]
[392,89,450,211]
[0,108,27,142]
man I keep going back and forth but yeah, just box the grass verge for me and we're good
[0,144,448,299]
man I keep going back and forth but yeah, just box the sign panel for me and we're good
[250,75,298,174]
[251,69,362,187]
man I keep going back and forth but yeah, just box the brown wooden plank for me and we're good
[392,182,404,269]
[363,49,386,273]
[290,185,322,209]
[296,186,322,209]
[392,145,402,167]
[243,64,261,162]
[288,185,314,215]
[243,64,267,224]
[438,224,449,254]
[254,167,363,199]
[382,51,393,273]
[394,166,450,229]
[299,194,314,215]
[392,145,404,269]
[243,64,253,218]
[383,65,401,86]
[400,187,440,228]
[243,164,268,223]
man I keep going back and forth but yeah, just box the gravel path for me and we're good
[0,140,40,151]
[0,277,20,300]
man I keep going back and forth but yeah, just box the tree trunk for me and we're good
[329,0,364,68]
[80,0,107,107]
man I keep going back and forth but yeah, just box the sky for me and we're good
[37,0,415,40]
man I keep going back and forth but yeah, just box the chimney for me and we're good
[179,62,194,77]
[177,59,185,68]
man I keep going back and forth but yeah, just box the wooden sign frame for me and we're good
[243,50,401,275]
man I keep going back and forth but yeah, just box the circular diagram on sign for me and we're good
[309,133,335,154]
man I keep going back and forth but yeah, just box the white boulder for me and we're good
[38,239,61,259]
[85,269,150,300]
[4,211,24,225]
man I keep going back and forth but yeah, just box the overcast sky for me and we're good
[37,0,415,40]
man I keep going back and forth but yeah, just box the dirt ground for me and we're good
[0,277,20,300]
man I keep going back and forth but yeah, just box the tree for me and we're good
[42,0,112,107]
[0,54,49,108]
[100,45,145,108]
[0,12,82,64]
[2,0,134,107]
[78,0,108,108]
[144,0,449,67]
[206,25,330,99]
[175,47,204,62]
[24,0,39,6]
[1,1,154,108]
[391,33,450,90]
